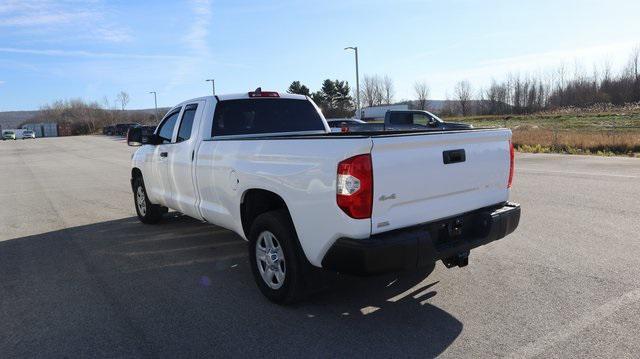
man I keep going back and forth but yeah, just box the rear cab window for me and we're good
[212,99,325,137]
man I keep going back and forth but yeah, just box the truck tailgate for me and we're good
[370,129,512,234]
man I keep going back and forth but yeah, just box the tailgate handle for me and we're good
[443,149,466,164]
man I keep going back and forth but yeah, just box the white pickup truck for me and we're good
[127,89,520,304]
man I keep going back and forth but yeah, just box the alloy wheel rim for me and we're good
[255,230,286,290]
[136,186,146,216]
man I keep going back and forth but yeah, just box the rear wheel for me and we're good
[249,210,309,304]
[132,176,165,224]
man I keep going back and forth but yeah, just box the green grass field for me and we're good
[444,112,640,130]
[441,112,640,156]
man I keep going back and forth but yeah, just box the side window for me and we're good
[157,110,181,144]
[412,113,430,125]
[389,112,413,125]
[176,104,198,142]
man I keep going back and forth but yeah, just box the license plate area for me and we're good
[430,212,490,247]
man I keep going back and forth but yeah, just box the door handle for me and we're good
[160,152,168,158]
[443,149,465,164]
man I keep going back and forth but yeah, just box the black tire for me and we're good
[132,176,165,224]
[249,210,309,304]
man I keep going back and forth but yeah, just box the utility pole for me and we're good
[344,46,360,117]
[206,79,215,95]
[148,91,158,122]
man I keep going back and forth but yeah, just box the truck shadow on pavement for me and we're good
[0,213,462,358]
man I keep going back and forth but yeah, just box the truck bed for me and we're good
[204,127,502,141]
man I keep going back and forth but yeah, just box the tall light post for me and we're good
[148,91,158,122]
[206,79,215,95]
[344,46,360,117]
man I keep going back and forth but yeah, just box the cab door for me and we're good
[166,102,204,218]
[147,108,181,206]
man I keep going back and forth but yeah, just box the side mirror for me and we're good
[127,127,143,146]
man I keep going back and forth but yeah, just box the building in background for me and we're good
[22,123,59,137]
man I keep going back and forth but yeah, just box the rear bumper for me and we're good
[321,202,520,275]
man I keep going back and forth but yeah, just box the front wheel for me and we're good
[132,176,166,224]
[249,210,309,304]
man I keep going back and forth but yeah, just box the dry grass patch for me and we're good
[513,128,640,156]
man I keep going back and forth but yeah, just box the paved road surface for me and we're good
[1,136,639,358]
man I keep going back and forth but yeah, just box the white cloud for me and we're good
[0,1,93,26]
[0,80,5,85]
[93,26,133,43]
[185,0,213,55]
[0,47,184,60]
[0,12,88,26]
[164,0,214,92]
[0,0,132,43]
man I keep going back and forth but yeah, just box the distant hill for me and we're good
[0,111,39,130]
[0,108,168,130]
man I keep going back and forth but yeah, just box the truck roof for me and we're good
[167,92,313,119]
[217,92,307,101]
[176,92,307,106]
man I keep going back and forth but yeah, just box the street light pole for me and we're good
[149,91,158,122]
[345,46,360,118]
[206,79,215,95]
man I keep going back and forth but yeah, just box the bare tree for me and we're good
[351,87,361,114]
[361,75,384,107]
[627,45,640,101]
[441,44,640,113]
[116,91,130,111]
[413,80,429,110]
[454,80,472,116]
[382,75,394,104]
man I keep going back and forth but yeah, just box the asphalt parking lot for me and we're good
[1,136,639,358]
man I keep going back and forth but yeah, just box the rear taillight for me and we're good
[508,140,514,188]
[337,154,373,219]
[248,90,279,98]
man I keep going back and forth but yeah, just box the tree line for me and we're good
[293,45,640,118]
[452,46,640,116]
[28,44,640,135]
[28,91,164,135]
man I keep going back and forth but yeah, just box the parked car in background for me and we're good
[21,130,36,139]
[127,89,520,304]
[342,110,473,132]
[126,125,156,145]
[103,125,116,136]
[326,118,365,132]
[2,130,17,140]
[115,123,140,136]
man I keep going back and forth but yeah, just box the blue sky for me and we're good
[1,0,639,111]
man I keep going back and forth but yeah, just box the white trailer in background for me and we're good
[22,123,58,137]
[356,104,409,121]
